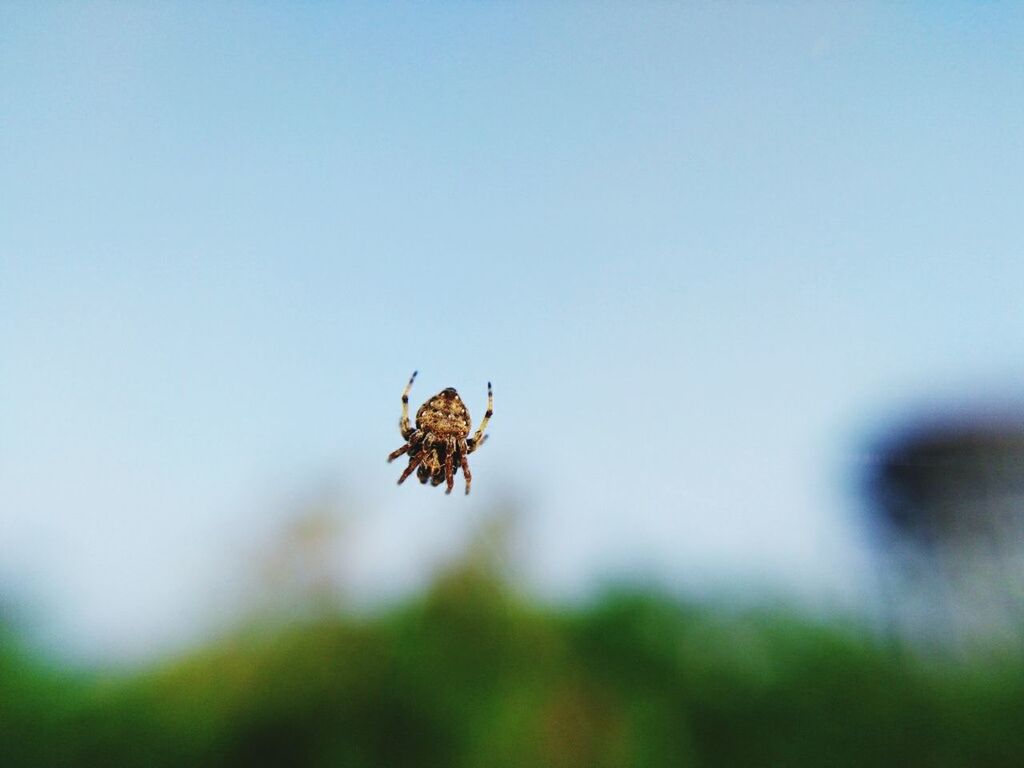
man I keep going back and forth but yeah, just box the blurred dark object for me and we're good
[865,406,1024,652]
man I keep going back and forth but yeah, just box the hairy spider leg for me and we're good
[460,454,472,495]
[397,452,423,485]
[467,381,493,453]
[399,370,418,438]
[444,443,455,495]
[387,443,410,463]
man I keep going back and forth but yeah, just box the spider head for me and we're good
[417,450,447,486]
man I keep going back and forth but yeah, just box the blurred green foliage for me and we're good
[2,560,1024,768]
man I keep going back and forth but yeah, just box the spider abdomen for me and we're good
[415,388,472,439]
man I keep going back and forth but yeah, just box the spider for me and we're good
[387,371,493,495]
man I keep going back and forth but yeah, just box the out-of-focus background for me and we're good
[3,4,1024,765]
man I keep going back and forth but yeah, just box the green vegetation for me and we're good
[2,559,1023,767]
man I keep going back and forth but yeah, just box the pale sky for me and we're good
[2,3,1024,660]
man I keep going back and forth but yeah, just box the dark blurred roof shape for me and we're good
[868,416,1024,541]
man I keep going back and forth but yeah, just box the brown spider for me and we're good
[387,371,493,495]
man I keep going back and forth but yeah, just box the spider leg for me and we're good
[397,451,423,485]
[467,381,493,453]
[399,370,418,439]
[444,443,454,495]
[460,454,472,495]
[387,443,410,463]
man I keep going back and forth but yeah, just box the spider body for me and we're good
[387,372,492,495]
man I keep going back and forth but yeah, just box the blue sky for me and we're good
[2,3,1024,659]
